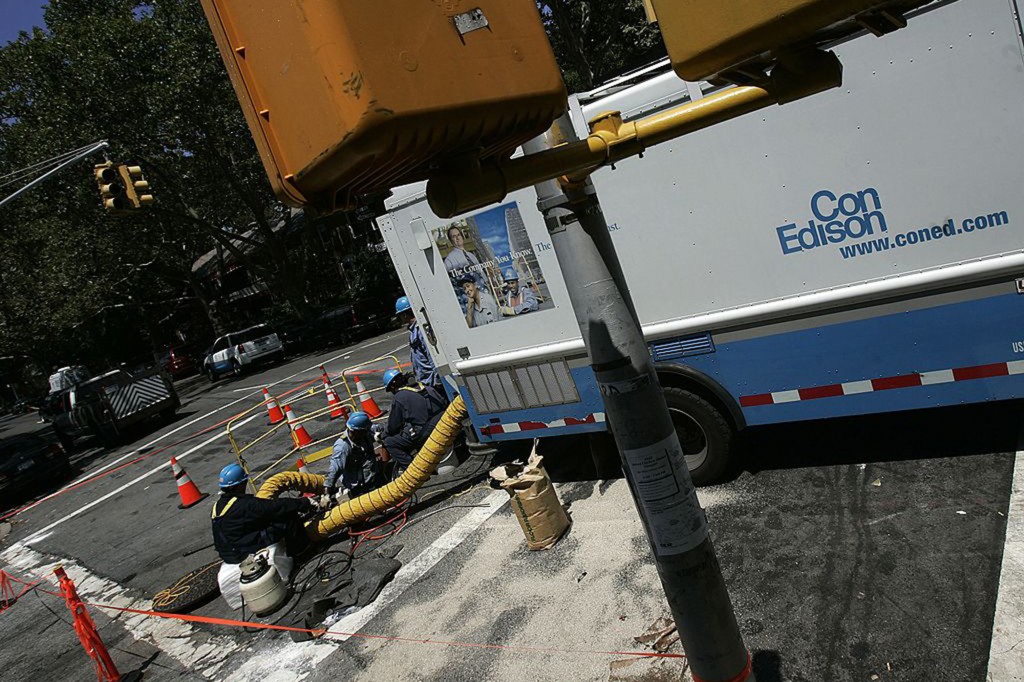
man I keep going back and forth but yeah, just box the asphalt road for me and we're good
[0,329,1021,681]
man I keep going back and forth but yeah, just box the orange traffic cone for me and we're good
[285,405,314,448]
[171,457,208,509]
[295,457,316,497]
[321,369,348,420]
[352,374,385,419]
[262,387,285,425]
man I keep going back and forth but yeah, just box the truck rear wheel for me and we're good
[53,425,75,453]
[663,386,734,486]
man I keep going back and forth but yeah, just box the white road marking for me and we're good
[2,491,506,681]
[987,448,1024,681]
[22,413,260,545]
[1,543,337,680]
[226,333,402,394]
[20,332,406,521]
[325,490,509,642]
[0,544,240,677]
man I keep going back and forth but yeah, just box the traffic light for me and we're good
[93,162,130,213]
[199,0,565,214]
[647,0,935,82]
[118,165,154,209]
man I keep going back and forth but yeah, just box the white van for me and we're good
[203,325,284,381]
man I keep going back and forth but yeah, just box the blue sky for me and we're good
[1,1,48,45]
[474,202,515,261]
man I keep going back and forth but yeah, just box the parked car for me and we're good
[203,325,285,381]
[0,434,71,507]
[350,295,402,339]
[158,344,199,380]
[279,306,354,355]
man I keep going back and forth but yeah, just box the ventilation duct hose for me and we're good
[254,396,468,541]
[255,471,325,500]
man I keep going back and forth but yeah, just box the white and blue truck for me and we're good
[378,0,1024,484]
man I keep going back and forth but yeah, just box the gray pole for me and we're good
[525,117,753,682]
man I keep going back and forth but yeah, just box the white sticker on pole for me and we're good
[622,434,708,556]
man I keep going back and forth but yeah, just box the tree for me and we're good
[0,0,333,381]
[539,0,667,92]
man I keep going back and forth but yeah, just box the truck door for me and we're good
[376,211,456,381]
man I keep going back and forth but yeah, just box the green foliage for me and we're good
[539,0,667,92]
[0,0,336,386]
[343,245,401,302]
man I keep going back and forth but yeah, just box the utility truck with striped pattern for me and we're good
[379,0,1024,484]
[44,367,179,451]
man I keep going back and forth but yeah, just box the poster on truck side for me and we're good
[435,201,555,328]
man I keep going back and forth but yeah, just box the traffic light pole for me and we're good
[525,118,753,682]
[0,141,108,210]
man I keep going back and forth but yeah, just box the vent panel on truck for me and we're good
[648,0,937,81]
[466,361,579,414]
[199,0,566,213]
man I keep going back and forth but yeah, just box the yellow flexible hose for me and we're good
[308,395,467,540]
[253,396,468,541]
[255,471,326,500]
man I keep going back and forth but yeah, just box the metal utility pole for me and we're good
[526,116,753,682]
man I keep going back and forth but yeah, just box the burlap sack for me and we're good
[490,450,570,550]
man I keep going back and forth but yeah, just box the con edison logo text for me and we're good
[776,188,887,255]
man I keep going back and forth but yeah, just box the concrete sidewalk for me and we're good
[306,432,1017,682]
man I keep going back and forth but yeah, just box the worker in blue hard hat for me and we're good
[395,294,439,389]
[375,369,450,469]
[499,268,539,317]
[211,462,326,609]
[325,411,384,501]
[460,274,499,328]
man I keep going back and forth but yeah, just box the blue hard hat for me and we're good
[383,369,403,391]
[502,269,520,282]
[346,411,371,431]
[218,463,248,489]
[395,296,412,314]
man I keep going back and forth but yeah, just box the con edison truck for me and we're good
[378,0,1024,484]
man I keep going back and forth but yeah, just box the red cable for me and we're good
[1,565,690,664]
[348,499,411,555]
[0,376,326,524]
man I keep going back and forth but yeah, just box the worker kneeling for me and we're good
[377,369,450,469]
[211,463,325,610]
[325,411,386,500]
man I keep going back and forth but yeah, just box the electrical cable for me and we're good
[0,142,97,181]
[0,143,100,190]
[291,549,354,596]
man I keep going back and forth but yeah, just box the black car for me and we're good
[280,305,354,355]
[0,434,72,507]
[350,296,402,340]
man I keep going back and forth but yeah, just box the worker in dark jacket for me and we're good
[211,463,319,565]
[377,369,449,468]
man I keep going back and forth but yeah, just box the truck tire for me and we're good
[663,386,734,486]
[53,425,75,453]
[206,367,218,383]
[95,418,120,448]
[231,360,243,377]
